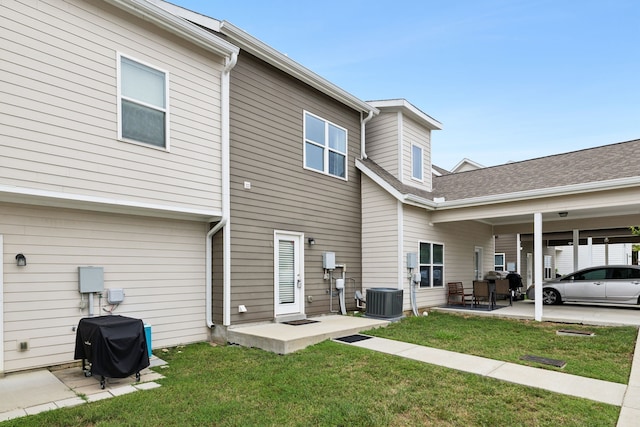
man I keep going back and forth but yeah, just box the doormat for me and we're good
[282,319,319,326]
[335,334,373,343]
[520,354,567,368]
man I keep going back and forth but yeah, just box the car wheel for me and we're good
[542,288,561,305]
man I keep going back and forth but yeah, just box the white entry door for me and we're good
[274,231,304,317]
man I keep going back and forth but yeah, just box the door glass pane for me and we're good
[278,240,295,304]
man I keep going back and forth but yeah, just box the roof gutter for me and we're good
[218,21,378,116]
[432,175,640,210]
[104,0,238,58]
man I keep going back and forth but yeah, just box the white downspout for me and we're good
[360,109,374,159]
[206,52,238,329]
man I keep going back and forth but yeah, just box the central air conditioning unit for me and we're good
[365,288,403,319]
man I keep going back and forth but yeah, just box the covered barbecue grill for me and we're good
[74,315,149,389]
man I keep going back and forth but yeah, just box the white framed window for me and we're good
[494,253,505,271]
[117,53,169,149]
[544,255,553,279]
[411,144,423,181]
[419,241,444,288]
[303,111,347,179]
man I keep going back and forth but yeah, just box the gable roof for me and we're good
[358,138,640,209]
[451,158,485,173]
[433,138,640,202]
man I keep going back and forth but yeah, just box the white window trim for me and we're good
[117,52,170,152]
[418,241,445,289]
[303,110,348,181]
[411,143,424,182]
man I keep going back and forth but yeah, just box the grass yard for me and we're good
[366,311,638,383]
[2,312,634,426]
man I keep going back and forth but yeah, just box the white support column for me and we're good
[572,229,579,271]
[516,233,521,274]
[534,213,543,321]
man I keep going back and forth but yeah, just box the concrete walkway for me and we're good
[0,357,166,423]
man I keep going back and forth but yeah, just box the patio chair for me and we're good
[494,279,512,306]
[472,280,490,307]
[447,282,472,306]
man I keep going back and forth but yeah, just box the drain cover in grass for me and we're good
[335,334,373,343]
[556,329,595,337]
[520,354,567,368]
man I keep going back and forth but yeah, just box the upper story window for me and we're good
[304,111,347,179]
[118,54,169,149]
[411,144,423,181]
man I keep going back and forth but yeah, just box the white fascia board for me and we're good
[0,185,222,221]
[219,21,378,116]
[355,159,437,210]
[105,0,238,58]
[434,176,640,210]
[367,99,442,130]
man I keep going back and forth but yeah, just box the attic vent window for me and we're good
[411,144,423,181]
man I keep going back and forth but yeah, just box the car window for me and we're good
[626,268,640,279]
[610,268,625,279]
[574,269,607,281]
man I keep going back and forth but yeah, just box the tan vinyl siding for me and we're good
[1,203,207,373]
[361,176,400,291]
[0,0,224,212]
[403,205,493,310]
[402,115,432,191]
[365,112,399,176]
[222,53,363,324]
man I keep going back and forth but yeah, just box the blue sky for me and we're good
[172,0,640,170]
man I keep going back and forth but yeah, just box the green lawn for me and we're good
[2,312,635,426]
[366,311,638,383]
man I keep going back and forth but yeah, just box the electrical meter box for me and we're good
[322,252,336,270]
[107,288,125,304]
[407,253,417,269]
[78,267,104,293]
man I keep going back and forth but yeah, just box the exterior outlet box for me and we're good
[323,252,336,270]
[78,267,104,293]
[107,288,125,304]
[407,253,417,269]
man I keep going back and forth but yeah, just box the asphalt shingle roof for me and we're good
[432,139,640,201]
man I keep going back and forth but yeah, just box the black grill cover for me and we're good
[74,315,150,378]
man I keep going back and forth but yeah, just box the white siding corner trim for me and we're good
[0,235,4,374]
